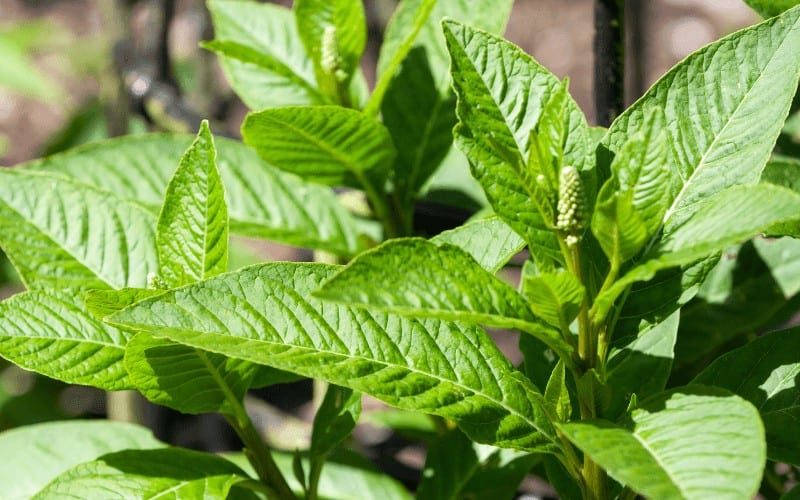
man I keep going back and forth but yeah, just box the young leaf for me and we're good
[242,106,397,188]
[602,6,800,235]
[0,291,134,390]
[108,263,557,451]
[294,0,366,92]
[544,360,571,421]
[430,215,525,273]
[443,20,593,267]
[560,387,766,499]
[123,333,261,415]
[693,326,800,465]
[522,264,585,331]
[157,121,228,287]
[0,420,163,500]
[314,238,571,358]
[84,288,163,320]
[593,184,800,321]
[206,0,318,109]
[23,135,366,257]
[0,169,158,290]
[603,311,679,419]
[310,385,361,459]
[33,448,253,499]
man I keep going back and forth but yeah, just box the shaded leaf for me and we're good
[0,420,163,500]
[694,326,800,464]
[430,215,525,273]
[743,0,800,18]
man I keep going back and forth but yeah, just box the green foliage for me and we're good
[1,1,800,498]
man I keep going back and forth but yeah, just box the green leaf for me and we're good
[201,40,326,105]
[593,184,800,321]
[0,28,63,101]
[544,360,572,421]
[522,264,585,330]
[294,0,366,83]
[242,106,397,188]
[743,0,800,18]
[593,109,671,263]
[603,6,800,235]
[0,169,158,291]
[761,155,800,193]
[33,448,251,499]
[23,134,365,257]
[693,326,800,465]
[84,288,163,320]
[560,387,766,499]
[443,20,593,267]
[430,215,525,273]
[382,47,457,207]
[310,385,361,459]
[378,0,513,91]
[157,121,228,287]
[754,236,800,296]
[108,263,556,451]
[0,291,134,390]
[124,333,260,415]
[603,311,679,419]
[459,448,539,500]
[206,0,317,109]
[0,420,163,500]
[314,238,571,359]
[416,430,479,500]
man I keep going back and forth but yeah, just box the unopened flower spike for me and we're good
[556,166,587,246]
[321,25,348,82]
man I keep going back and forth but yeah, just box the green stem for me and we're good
[307,457,325,500]
[224,411,294,500]
[354,171,402,238]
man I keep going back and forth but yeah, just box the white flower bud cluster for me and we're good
[556,166,586,245]
[321,25,348,82]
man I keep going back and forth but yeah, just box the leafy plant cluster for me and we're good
[1,0,800,498]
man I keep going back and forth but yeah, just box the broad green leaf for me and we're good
[522,265,585,331]
[0,169,158,290]
[0,420,163,500]
[603,6,800,235]
[754,236,800,296]
[242,106,397,188]
[430,215,525,273]
[314,238,571,358]
[108,263,556,451]
[310,385,361,459]
[544,360,571,421]
[382,47,457,208]
[459,448,539,500]
[206,0,317,109]
[444,20,593,267]
[124,333,259,415]
[377,0,513,90]
[294,0,366,87]
[157,121,228,287]
[34,448,251,499]
[593,184,800,321]
[560,387,766,499]
[362,409,439,443]
[693,326,800,464]
[744,0,800,18]
[603,311,679,419]
[201,40,327,105]
[416,430,479,500]
[0,291,134,390]
[23,134,365,257]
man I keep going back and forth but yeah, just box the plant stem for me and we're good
[354,171,402,238]
[594,0,625,126]
[224,410,295,500]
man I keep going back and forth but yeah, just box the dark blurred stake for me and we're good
[594,0,625,126]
